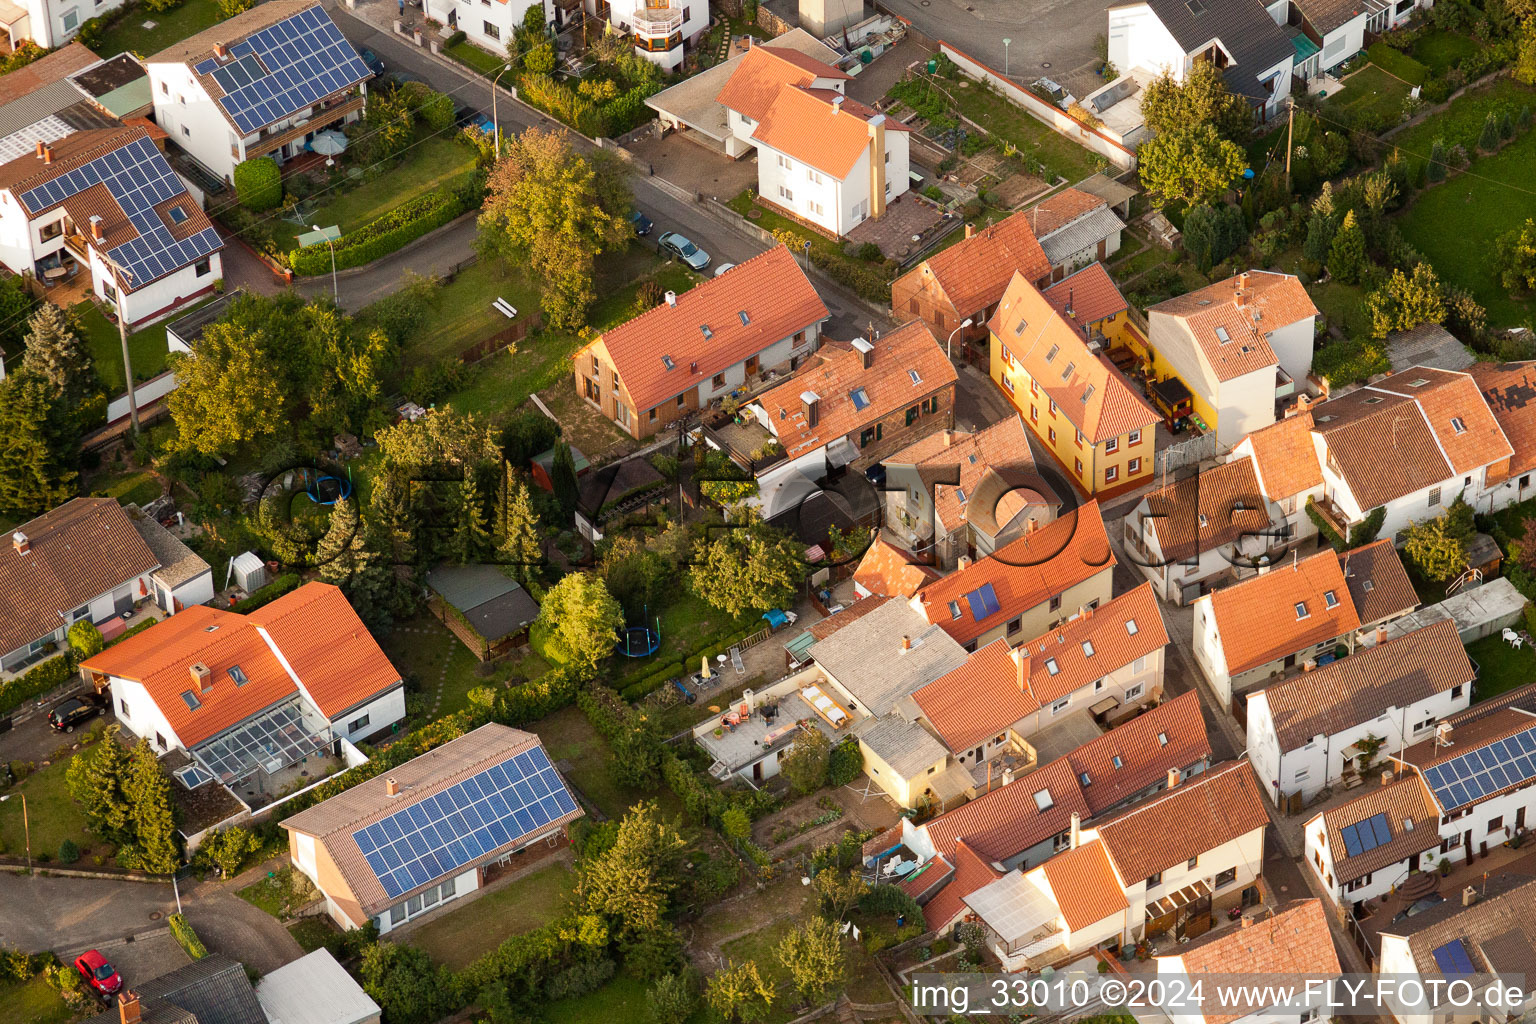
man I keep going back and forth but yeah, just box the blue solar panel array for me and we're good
[1432,939,1475,976]
[18,136,221,287]
[352,746,578,901]
[965,582,1001,620]
[193,57,220,74]
[1339,812,1392,858]
[208,5,371,135]
[1422,725,1536,810]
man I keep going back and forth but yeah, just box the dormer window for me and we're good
[1045,344,1058,363]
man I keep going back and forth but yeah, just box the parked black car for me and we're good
[358,48,385,78]
[47,692,108,733]
[628,209,653,236]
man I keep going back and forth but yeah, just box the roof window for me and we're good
[1045,657,1059,675]
[1294,601,1309,619]
[1362,579,1375,592]
[948,600,962,619]
[955,488,967,503]
[1451,417,1466,434]
[1082,640,1095,657]
[1215,326,1230,343]
[1186,0,1206,12]
[850,387,870,410]
[1363,396,1384,404]
[1061,361,1075,381]
[1126,618,1138,635]
[1198,513,1209,527]
[1015,319,1028,336]
[1081,384,1095,403]
[700,324,712,339]
[909,369,922,385]
[968,453,978,464]
[181,691,201,711]
[203,625,220,633]
[1408,378,1430,387]
[1111,754,1125,769]
[228,665,249,686]
[1324,590,1338,609]
[1157,731,1169,746]
[738,311,750,325]
[1045,344,1058,363]
[1033,789,1054,811]
[169,205,189,224]
[1079,771,1092,787]
[662,355,675,370]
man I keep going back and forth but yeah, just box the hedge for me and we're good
[0,651,78,717]
[168,913,209,959]
[105,616,159,648]
[233,157,283,212]
[237,573,300,613]
[289,184,477,275]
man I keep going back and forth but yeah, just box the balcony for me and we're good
[631,3,682,36]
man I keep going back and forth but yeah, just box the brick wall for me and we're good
[848,381,957,469]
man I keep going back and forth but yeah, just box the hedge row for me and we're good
[104,616,159,649]
[0,652,78,717]
[168,913,209,959]
[237,573,300,613]
[288,183,477,275]
[616,622,763,701]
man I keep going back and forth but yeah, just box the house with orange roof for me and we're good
[852,533,941,599]
[1142,270,1318,445]
[716,44,910,236]
[1469,360,1536,506]
[989,270,1159,497]
[1125,455,1285,605]
[1156,900,1341,1024]
[1230,407,1325,548]
[1244,619,1473,808]
[572,245,827,440]
[1303,774,1442,908]
[913,500,1116,653]
[879,416,1060,570]
[736,320,956,519]
[1024,187,1126,281]
[81,582,404,787]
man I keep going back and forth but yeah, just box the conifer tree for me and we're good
[126,740,180,874]
[21,303,94,405]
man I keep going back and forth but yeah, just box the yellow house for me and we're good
[989,265,1159,497]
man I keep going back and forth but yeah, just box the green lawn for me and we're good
[400,258,543,366]
[74,294,219,392]
[0,755,97,863]
[90,467,164,508]
[1309,280,1371,339]
[528,706,683,820]
[1325,64,1412,127]
[938,81,1102,184]
[545,975,655,1024]
[1411,30,1482,76]
[1364,43,1429,87]
[378,615,532,723]
[1390,78,1536,175]
[287,916,340,953]
[272,135,479,253]
[92,0,225,58]
[408,863,573,968]
[1467,634,1536,703]
[236,867,316,919]
[446,40,507,76]
[0,977,73,1024]
[1397,123,1536,327]
[718,917,892,1022]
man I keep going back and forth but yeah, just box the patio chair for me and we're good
[1503,627,1522,648]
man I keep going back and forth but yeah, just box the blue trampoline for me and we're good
[303,469,353,505]
[615,610,661,657]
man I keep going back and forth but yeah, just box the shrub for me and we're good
[1312,336,1389,387]
[142,0,184,12]
[923,185,944,201]
[68,620,104,659]
[233,157,282,212]
[105,616,159,648]
[0,652,77,716]
[827,738,863,787]
[169,913,209,959]
[57,839,79,864]
[218,0,255,17]
[289,186,475,274]
[418,90,456,132]
[237,573,301,613]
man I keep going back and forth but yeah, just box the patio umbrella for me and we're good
[311,130,348,156]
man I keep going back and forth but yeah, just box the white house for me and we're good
[1144,271,1318,447]
[588,0,707,71]
[716,44,910,237]
[1106,0,1297,122]
[81,582,405,776]
[1245,618,1474,809]
[1157,899,1341,1024]
[1231,410,1325,549]
[282,724,582,934]
[143,0,371,184]
[0,128,223,327]
[0,0,125,48]
[1303,774,1443,908]
[0,498,211,673]
[423,0,553,57]
[1288,0,1431,84]
[1376,874,1536,1024]
[1400,705,1536,863]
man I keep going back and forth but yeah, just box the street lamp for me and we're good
[313,224,340,302]
[0,793,30,873]
[946,317,974,360]
[492,62,514,158]
[1002,38,1011,78]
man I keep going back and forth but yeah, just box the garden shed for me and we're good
[426,564,541,660]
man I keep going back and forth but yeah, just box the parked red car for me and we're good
[74,950,121,998]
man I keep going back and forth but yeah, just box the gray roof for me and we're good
[1140,0,1295,100]
[1038,204,1126,266]
[1073,173,1138,208]
[1386,323,1473,372]
[463,586,540,642]
[808,598,967,715]
[128,505,210,589]
[256,949,380,1024]
[81,955,265,1024]
[425,564,539,639]
[854,713,948,777]
[0,80,92,139]
[166,291,240,349]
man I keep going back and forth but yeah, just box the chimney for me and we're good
[957,554,971,571]
[34,140,44,159]
[213,41,228,58]
[1380,768,1395,786]
[942,429,956,447]
[689,361,698,374]
[1436,722,1454,746]
[11,531,29,555]
[90,215,104,242]
[1238,271,1250,289]
[189,662,211,692]
[853,337,875,370]
[1240,915,1254,929]
[664,290,676,307]
[801,390,820,429]
[1069,812,1081,850]
[385,777,400,797]
[901,635,912,651]
[1463,885,1478,907]
[41,143,52,165]
[1025,518,1038,536]
[1010,646,1027,693]
[867,113,888,220]
[1296,393,1312,412]
[1375,624,1388,644]
[1235,289,1247,307]
[1167,768,1181,790]
[832,95,845,114]
[118,991,142,1024]
[965,223,975,240]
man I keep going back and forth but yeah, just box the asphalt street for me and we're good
[329,9,890,337]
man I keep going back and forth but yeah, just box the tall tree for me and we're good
[1302,211,1336,265]
[125,739,180,873]
[775,917,846,1005]
[1365,264,1447,339]
[497,467,544,582]
[317,496,368,582]
[452,467,492,565]
[477,128,632,327]
[65,727,134,846]
[0,274,37,357]
[550,441,580,514]
[780,728,831,796]
[166,318,287,456]
[21,303,94,406]
[1139,62,1254,143]
[577,802,688,937]
[704,961,774,1024]
[1327,210,1367,284]
[537,572,624,673]
[1495,218,1536,292]
[688,526,803,617]
[304,304,395,437]
[1402,496,1475,582]
[1137,124,1247,209]
[0,372,77,520]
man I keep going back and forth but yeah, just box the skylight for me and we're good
[203,625,220,633]
[1061,361,1075,381]
[1033,789,1054,811]
[1451,417,1466,434]
[909,369,922,385]
[1079,771,1092,787]
[968,454,978,464]
[1324,590,1338,609]
[182,691,201,711]
[1198,513,1209,527]
[948,600,962,619]
[1408,378,1430,387]
[1215,326,1231,343]
[1185,0,1206,13]
[738,311,750,325]
[228,665,249,686]
[700,324,712,339]
[850,387,870,410]
[1081,384,1095,403]
[1126,618,1139,635]
[1295,601,1309,619]
[1157,732,1169,746]
[955,488,967,503]
[1363,579,1375,592]
[662,355,675,370]
[1045,344,1058,363]
[1111,755,1125,769]
[169,205,189,224]
[1363,396,1384,404]
[1015,319,1028,336]
[1045,658,1059,675]
[1082,640,1095,657]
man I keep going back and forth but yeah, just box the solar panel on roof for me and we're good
[1339,812,1392,858]
[1432,939,1475,976]
[964,582,1002,620]
[1428,725,1536,810]
[352,745,578,902]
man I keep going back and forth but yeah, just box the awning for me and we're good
[0,0,28,26]
[927,760,974,804]
[1090,696,1120,715]
[784,631,817,662]
[1146,879,1212,919]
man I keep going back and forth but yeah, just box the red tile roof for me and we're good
[911,639,1035,754]
[1205,548,1360,677]
[883,417,1051,536]
[992,272,1158,443]
[1169,900,1340,1024]
[921,756,1091,863]
[1042,262,1129,328]
[1066,692,1210,815]
[922,839,1002,931]
[1369,367,1513,476]
[854,534,941,598]
[1238,411,1323,498]
[750,86,910,179]
[1141,456,1270,564]
[1339,539,1418,627]
[1095,761,1269,884]
[1042,840,1127,931]
[583,245,827,415]
[1469,361,1536,477]
[0,42,100,99]
[914,501,1115,646]
[714,44,849,123]
[82,583,401,748]
[1016,582,1169,707]
[757,321,956,459]
[806,596,891,641]
[1148,271,1318,384]
[901,211,1051,320]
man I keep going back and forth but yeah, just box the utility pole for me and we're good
[1284,98,1296,194]
[109,254,140,435]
